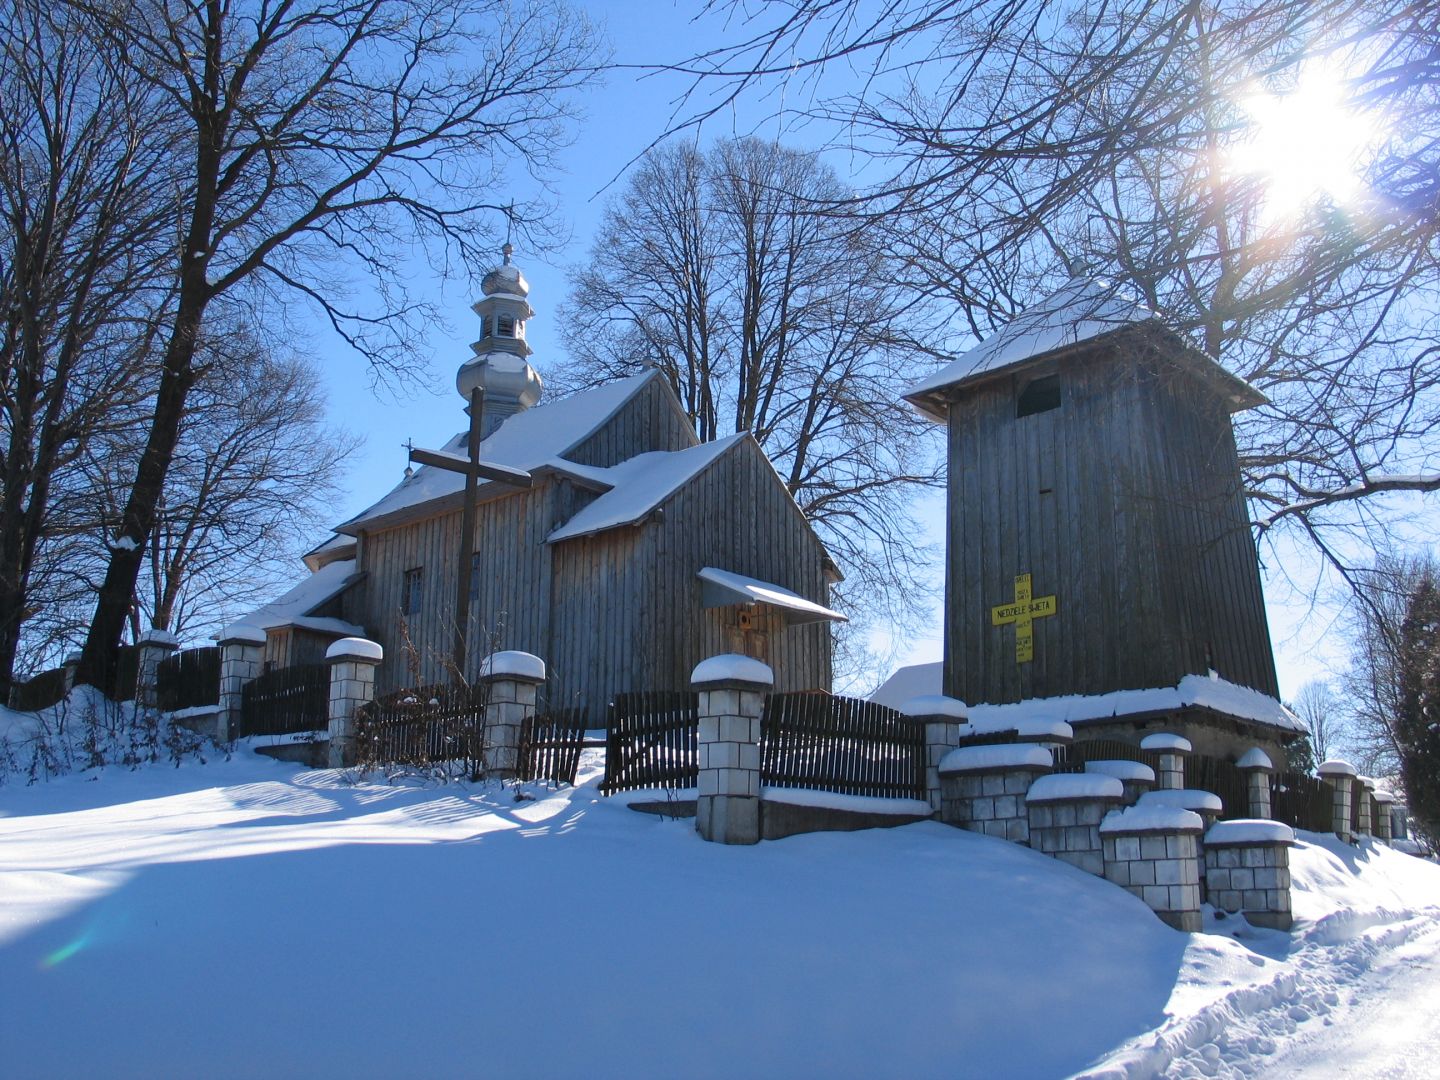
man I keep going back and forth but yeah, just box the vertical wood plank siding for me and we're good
[944,331,1278,706]
[563,376,699,467]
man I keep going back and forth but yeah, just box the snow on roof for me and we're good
[696,566,847,624]
[1100,805,1204,834]
[963,673,1304,734]
[869,661,944,711]
[938,743,1053,774]
[233,559,361,633]
[906,277,1152,403]
[1205,820,1295,846]
[546,434,745,543]
[339,372,661,532]
[1026,773,1125,802]
[968,714,1074,741]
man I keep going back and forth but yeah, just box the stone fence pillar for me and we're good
[1373,789,1395,843]
[937,744,1052,843]
[217,624,266,742]
[136,629,179,711]
[1084,759,1156,806]
[693,654,771,845]
[1025,773,1125,876]
[1140,733,1192,791]
[326,637,382,768]
[1356,776,1376,837]
[62,651,82,696]
[899,695,967,813]
[480,651,546,780]
[1237,748,1275,820]
[1203,820,1295,930]
[1101,806,1204,932]
[1319,759,1357,842]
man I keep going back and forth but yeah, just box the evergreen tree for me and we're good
[1396,572,1440,846]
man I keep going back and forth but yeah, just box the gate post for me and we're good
[900,695,967,813]
[136,630,179,712]
[1140,733,1191,791]
[217,625,266,742]
[693,654,771,845]
[1237,748,1274,820]
[1318,759,1357,842]
[480,651,546,780]
[327,637,382,768]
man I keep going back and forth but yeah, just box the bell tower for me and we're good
[457,242,543,437]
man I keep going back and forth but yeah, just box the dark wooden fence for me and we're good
[156,647,220,712]
[1350,780,1364,834]
[1052,738,1161,774]
[240,663,328,737]
[10,667,67,712]
[1271,770,1332,833]
[1184,755,1250,820]
[356,684,486,770]
[600,691,699,794]
[105,645,139,702]
[519,708,589,787]
[761,692,925,800]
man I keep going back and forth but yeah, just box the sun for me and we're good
[1229,63,1376,217]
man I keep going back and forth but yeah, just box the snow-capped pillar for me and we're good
[1356,776,1376,837]
[1318,759,1357,842]
[1203,820,1295,931]
[692,654,771,845]
[217,624,267,742]
[326,637,382,769]
[1373,790,1395,843]
[937,744,1052,843]
[1237,748,1275,820]
[1101,806,1205,933]
[900,695,967,813]
[136,630,179,711]
[1026,774,1126,876]
[1083,760,1155,806]
[480,651,546,780]
[1140,733,1191,791]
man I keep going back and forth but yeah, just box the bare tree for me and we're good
[0,0,181,697]
[71,0,605,688]
[657,2,1439,591]
[559,137,943,651]
[1290,678,1344,768]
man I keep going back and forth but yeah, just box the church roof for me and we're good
[545,434,747,542]
[229,558,366,637]
[336,371,663,534]
[905,276,1263,417]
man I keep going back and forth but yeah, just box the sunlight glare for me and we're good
[1230,63,1375,217]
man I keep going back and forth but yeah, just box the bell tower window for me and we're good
[497,314,516,337]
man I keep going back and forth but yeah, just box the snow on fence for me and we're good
[601,691,700,794]
[1182,755,1250,822]
[1051,737,1162,776]
[155,647,220,712]
[761,692,926,801]
[240,662,328,737]
[1270,770,1332,833]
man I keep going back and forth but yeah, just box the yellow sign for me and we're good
[990,573,1057,663]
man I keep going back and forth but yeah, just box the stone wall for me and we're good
[1203,820,1295,930]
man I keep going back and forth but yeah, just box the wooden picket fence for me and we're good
[9,667,67,712]
[240,663,328,736]
[1271,770,1332,833]
[1184,754,1251,821]
[156,646,220,712]
[761,692,925,800]
[356,684,486,771]
[600,691,699,794]
[1051,737,1162,774]
[519,708,589,786]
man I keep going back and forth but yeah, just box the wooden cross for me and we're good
[409,386,532,681]
[990,573,1057,664]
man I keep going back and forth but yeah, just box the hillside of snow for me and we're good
[1,750,1437,1079]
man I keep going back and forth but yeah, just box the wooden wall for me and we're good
[943,332,1278,706]
[564,374,698,467]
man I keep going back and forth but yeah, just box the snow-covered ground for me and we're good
[1,748,1435,1079]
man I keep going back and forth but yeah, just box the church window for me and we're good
[1016,374,1061,418]
[497,314,516,337]
[477,315,490,338]
[402,567,423,615]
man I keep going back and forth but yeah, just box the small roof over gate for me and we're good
[697,566,847,625]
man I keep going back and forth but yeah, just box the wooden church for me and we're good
[904,276,1303,759]
[239,246,844,723]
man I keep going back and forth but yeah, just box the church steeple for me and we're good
[457,242,543,437]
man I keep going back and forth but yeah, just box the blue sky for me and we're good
[304,0,1347,698]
